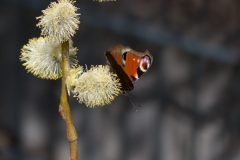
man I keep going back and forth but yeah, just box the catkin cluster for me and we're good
[20,0,121,107]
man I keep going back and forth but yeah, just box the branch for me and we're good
[59,40,78,160]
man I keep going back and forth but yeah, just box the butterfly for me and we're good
[105,44,153,93]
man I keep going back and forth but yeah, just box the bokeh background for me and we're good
[1,0,240,160]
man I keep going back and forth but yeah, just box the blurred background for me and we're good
[1,0,240,160]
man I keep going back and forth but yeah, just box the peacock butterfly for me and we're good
[105,44,153,93]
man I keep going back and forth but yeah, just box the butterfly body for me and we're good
[105,44,153,92]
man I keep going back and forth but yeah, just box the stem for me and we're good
[59,40,78,160]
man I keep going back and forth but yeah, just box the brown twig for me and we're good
[59,40,78,160]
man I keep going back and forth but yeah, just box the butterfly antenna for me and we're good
[125,92,141,111]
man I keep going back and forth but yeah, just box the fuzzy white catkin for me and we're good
[73,65,121,107]
[20,37,78,80]
[37,0,80,43]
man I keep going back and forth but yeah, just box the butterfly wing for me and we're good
[105,51,134,92]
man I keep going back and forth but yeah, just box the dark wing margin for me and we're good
[105,51,134,92]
